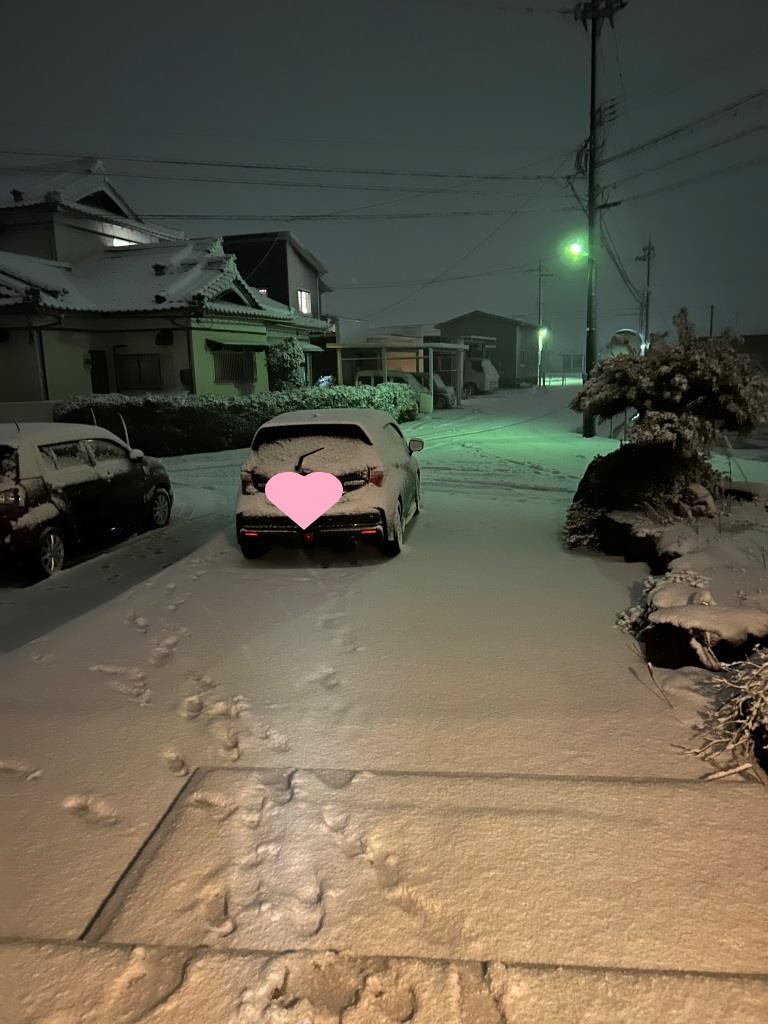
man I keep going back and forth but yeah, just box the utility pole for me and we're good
[709,304,715,337]
[536,259,554,387]
[573,0,628,437]
[635,236,654,350]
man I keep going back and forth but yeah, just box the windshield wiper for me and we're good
[295,446,325,473]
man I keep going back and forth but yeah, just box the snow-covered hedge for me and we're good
[54,385,419,457]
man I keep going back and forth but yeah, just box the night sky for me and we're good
[2,0,767,350]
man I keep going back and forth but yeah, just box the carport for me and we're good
[326,337,468,408]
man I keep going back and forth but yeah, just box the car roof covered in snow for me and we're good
[259,409,397,430]
[0,422,126,447]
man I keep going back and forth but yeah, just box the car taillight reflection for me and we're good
[369,467,385,486]
[0,486,25,508]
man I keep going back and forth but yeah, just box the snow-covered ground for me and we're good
[2,386,768,1021]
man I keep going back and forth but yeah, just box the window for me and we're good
[110,238,134,248]
[38,441,90,469]
[297,289,312,315]
[117,354,164,390]
[87,439,130,463]
[0,445,18,482]
[213,349,255,384]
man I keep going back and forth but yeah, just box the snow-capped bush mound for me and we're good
[54,385,419,457]
[266,338,306,391]
[564,444,721,550]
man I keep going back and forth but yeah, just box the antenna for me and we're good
[14,419,21,432]
[118,413,130,447]
[90,407,98,425]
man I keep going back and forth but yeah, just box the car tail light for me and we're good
[0,486,25,508]
[368,467,385,487]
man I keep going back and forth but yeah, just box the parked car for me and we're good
[463,357,500,396]
[236,409,424,558]
[0,423,173,578]
[354,369,456,409]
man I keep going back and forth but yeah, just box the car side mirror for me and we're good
[408,439,424,453]
[129,448,144,461]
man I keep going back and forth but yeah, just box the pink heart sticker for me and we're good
[264,472,344,529]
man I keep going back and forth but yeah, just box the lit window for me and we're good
[258,288,268,296]
[110,237,133,248]
[297,289,312,315]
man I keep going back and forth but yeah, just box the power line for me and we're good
[599,88,768,166]
[609,120,768,187]
[0,162,568,199]
[361,152,575,319]
[0,146,568,183]
[142,204,579,223]
[619,149,768,204]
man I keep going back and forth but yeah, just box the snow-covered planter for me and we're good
[54,385,419,457]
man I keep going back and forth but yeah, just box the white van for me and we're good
[463,357,500,396]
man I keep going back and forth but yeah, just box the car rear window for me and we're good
[253,424,373,449]
[0,445,18,482]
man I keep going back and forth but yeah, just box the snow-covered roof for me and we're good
[260,408,396,429]
[0,238,327,327]
[435,310,537,330]
[0,159,183,241]
[0,422,122,446]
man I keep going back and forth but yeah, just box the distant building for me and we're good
[739,334,768,372]
[434,310,539,387]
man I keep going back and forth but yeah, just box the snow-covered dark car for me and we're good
[236,409,424,558]
[0,423,173,578]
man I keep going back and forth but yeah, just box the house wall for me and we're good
[439,315,519,386]
[53,218,153,262]
[0,329,45,401]
[40,329,92,401]
[190,323,269,398]
[285,246,320,316]
[222,239,290,305]
[92,327,189,394]
[0,218,56,260]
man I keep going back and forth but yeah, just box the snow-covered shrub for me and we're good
[692,649,768,771]
[572,308,768,457]
[266,338,306,391]
[54,385,419,457]
[565,308,768,552]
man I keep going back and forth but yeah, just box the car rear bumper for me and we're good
[236,510,386,546]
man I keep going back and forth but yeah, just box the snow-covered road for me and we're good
[2,387,768,1021]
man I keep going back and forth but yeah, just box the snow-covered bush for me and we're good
[692,649,768,772]
[54,385,419,456]
[266,338,306,391]
[565,309,768,551]
[572,308,768,457]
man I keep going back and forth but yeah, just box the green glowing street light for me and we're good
[565,240,587,260]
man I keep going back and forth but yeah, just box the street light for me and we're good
[537,325,548,387]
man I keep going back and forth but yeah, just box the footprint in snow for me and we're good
[0,759,42,781]
[190,791,238,821]
[162,749,189,776]
[62,794,118,826]
[305,667,339,690]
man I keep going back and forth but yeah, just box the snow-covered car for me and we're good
[236,409,424,558]
[355,369,456,409]
[0,422,173,578]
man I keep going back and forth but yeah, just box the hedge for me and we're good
[53,385,420,457]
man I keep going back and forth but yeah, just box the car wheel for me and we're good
[240,539,269,559]
[381,500,404,557]
[147,487,172,529]
[37,526,66,577]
